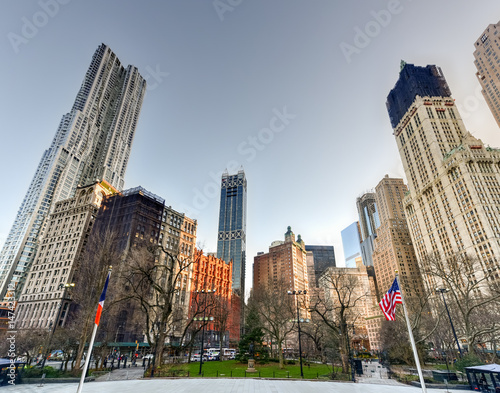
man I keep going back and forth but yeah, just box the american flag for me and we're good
[94,271,111,326]
[379,278,402,321]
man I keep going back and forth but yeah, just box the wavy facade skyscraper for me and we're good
[0,44,146,298]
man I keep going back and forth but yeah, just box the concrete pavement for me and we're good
[7,378,469,393]
[94,365,145,381]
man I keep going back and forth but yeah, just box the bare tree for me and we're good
[254,280,295,369]
[423,252,500,353]
[4,329,47,366]
[52,324,80,371]
[212,294,231,360]
[70,228,122,370]
[119,245,199,368]
[299,316,330,362]
[312,268,368,374]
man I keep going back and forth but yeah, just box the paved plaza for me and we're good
[7,378,468,393]
[8,359,469,392]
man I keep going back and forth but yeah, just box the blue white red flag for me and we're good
[94,271,111,326]
[379,277,402,321]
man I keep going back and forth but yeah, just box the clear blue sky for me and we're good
[1,1,499,297]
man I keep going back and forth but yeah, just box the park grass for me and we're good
[154,360,347,380]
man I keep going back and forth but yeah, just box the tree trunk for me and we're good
[278,341,284,369]
[74,316,92,370]
[155,329,166,367]
[339,333,349,374]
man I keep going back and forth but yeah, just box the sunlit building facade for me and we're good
[14,181,117,329]
[387,63,500,293]
[474,21,500,128]
[0,44,146,298]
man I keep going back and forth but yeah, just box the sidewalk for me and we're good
[95,365,145,382]
[8,378,471,393]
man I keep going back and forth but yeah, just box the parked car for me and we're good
[48,350,63,361]
[190,354,201,362]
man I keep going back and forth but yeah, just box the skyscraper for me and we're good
[371,175,424,300]
[0,44,146,298]
[341,222,362,268]
[304,245,336,285]
[387,63,500,292]
[356,193,380,267]
[474,21,500,128]
[216,169,247,297]
[356,193,380,241]
[14,181,117,329]
[253,227,309,295]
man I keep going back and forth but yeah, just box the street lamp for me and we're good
[287,289,307,378]
[344,323,356,382]
[40,282,75,369]
[436,288,463,358]
[194,289,216,375]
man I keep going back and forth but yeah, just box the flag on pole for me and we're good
[94,271,111,325]
[379,277,402,321]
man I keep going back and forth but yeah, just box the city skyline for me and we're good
[1,2,500,297]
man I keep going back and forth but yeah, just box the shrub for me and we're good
[454,354,482,373]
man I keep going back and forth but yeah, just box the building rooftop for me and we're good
[386,63,452,128]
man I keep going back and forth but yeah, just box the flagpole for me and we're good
[76,322,98,393]
[76,267,112,393]
[396,272,427,393]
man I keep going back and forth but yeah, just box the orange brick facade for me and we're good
[189,250,239,341]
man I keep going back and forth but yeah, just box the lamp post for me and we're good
[194,289,216,375]
[345,323,356,382]
[287,289,307,378]
[436,288,463,358]
[40,282,75,369]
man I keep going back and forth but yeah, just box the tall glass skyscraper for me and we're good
[341,221,362,268]
[0,44,146,298]
[216,169,247,296]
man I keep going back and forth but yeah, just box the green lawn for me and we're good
[154,360,347,380]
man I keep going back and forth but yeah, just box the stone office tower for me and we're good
[0,44,146,298]
[216,169,247,297]
[474,21,500,128]
[386,63,500,292]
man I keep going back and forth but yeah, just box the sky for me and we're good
[1,1,500,297]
